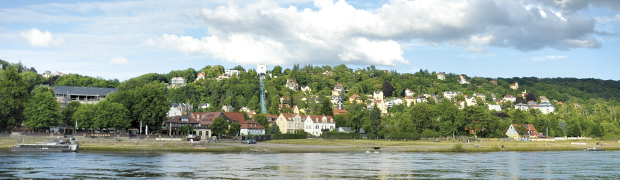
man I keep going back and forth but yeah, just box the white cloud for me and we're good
[20,28,65,47]
[532,55,566,61]
[148,0,601,66]
[110,57,131,65]
[464,46,488,54]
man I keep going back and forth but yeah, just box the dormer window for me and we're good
[181,117,189,121]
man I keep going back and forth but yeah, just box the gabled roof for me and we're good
[349,94,361,99]
[166,116,199,124]
[241,120,265,129]
[334,108,349,114]
[53,86,118,96]
[279,113,298,121]
[511,124,538,134]
[222,112,246,124]
[305,115,335,123]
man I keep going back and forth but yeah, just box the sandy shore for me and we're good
[1,136,619,153]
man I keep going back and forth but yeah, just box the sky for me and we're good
[1,0,619,81]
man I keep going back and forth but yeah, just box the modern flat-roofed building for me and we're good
[53,86,118,109]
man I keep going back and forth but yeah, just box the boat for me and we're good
[585,147,605,151]
[11,138,79,152]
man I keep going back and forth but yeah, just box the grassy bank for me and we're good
[2,136,619,153]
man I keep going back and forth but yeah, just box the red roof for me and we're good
[279,113,298,121]
[334,108,349,115]
[349,94,361,99]
[166,116,199,124]
[511,124,538,135]
[222,112,246,124]
[305,115,335,123]
[241,120,265,129]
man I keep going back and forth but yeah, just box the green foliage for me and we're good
[270,123,281,135]
[229,122,241,136]
[74,104,96,130]
[321,131,362,139]
[23,87,62,129]
[211,117,229,137]
[452,143,464,152]
[62,101,82,128]
[0,69,28,131]
[567,123,582,137]
[271,133,306,139]
[320,97,334,116]
[20,71,47,93]
[179,124,194,135]
[109,82,168,131]
[92,100,130,130]
[53,74,119,88]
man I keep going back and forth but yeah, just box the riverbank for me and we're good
[2,136,619,153]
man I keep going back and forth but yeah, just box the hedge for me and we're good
[322,131,362,139]
[271,134,307,139]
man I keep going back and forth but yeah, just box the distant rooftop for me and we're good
[53,86,118,96]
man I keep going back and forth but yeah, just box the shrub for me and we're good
[452,143,464,152]
[271,134,307,139]
[322,132,362,139]
[420,129,440,138]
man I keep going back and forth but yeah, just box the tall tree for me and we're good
[270,123,281,134]
[211,117,228,138]
[255,114,269,128]
[73,104,96,132]
[93,100,130,132]
[382,81,394,97]
[23,87,62,130]
[62,101,82,132]
[229,121,241,136]
[0,69,28,131]
[368,103,382,136]
[320,97,334,116]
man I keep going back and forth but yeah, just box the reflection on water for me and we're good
[0,151,619,179]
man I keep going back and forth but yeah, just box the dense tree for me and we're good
[109,82,169,131]
[211,117,228,138]
[62,101,82,132]
[229,122,241,136]
[73,104,96,132]
[319,97,334,116]
[23,87,62,130]
[382,81,394,97]
[0,69,28,131]
[270,123,281,134]
[255,114,269,129]
[92,100,130,131]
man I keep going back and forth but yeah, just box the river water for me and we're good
[0,151,618,179]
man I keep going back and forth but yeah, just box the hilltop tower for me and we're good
[257,64,267,114]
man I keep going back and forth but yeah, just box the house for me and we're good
[372,91,387,115]
[162,115,201,137]
[197,103,210,109]
[167,107,183,117]
[222,105,234,112]
[331,89,341,96]
[303,115,335,136]
[285,79,299,91]
[300,86,312,92]
[437,72,445,80]
[456,101,465,109]
[52,86,118,109]
[196,72,206,80]
[322,71,333,76]
[540,96,549,103]
[216,74,230,81]
[539,102,555,114]
[331,95,343,105]
[405,88,415,97]
[334,83,344,92]
[265,114,279,126]
[506,124,538,140]
[473,93,486,101]
[515,103,529,111]
[333,108,349,115]
[276,113,304,133]
[390,98,403,105]
[170,77,187,87]
[443,91,460,101]
[168,103,192,117]
[240,120,265,136]
[416,96,428,103]
[349,94,362,104]
[241,106,251,113]
[503,95,516,103]
[195,112,246,126]
[292,105,300,114]
[224,69,240,77]
[573,103,580,108]
[337,127,365,134]
[458,74,470,84]
[488,105,502,111]
[490,80,497,85]
[424,94,438,103]
[510,82,519,90]
[405,96,415,106]
[280,95,291,104]
[465,96,477,106]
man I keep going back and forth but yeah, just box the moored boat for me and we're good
[11,138,79,152]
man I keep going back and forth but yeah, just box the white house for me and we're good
[240,120,265,136]
[539,102,555,114]
[222,105,234,112]
[503,95,516,103]
[167,107,183,118]
[443,91,460,101]
[224,69,240,77]
[303,115,335,136]
[300,86,312,92]
[285,79,299,91]
[405,88,415,97]
[196,72,206,80]
[510,82,519,90]
[170,77,187,87]
[459,74,470,84]
[465,96,477,106]
[488,105,502,111]
[416,96,428,103]
[473,93,486,101]
[437,72,445,80]
[515,103,529,111]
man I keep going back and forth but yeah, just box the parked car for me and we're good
[248,139,256,144]
[241,140,257,144]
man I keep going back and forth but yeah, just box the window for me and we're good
[289,124,291,127]
[315,125,319,129]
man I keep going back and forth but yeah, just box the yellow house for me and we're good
[276,113,304,133]
[348,94,362,104]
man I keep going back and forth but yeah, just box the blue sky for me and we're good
[1,0,619,81]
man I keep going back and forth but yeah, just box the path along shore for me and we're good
[1,136,619,153]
